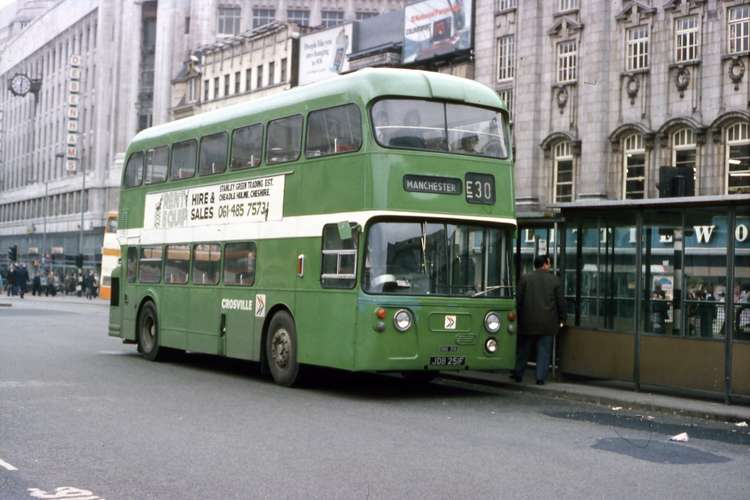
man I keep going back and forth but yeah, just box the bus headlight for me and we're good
[393,309,413,332]
[485,338,498,353]
[484,312,501,333]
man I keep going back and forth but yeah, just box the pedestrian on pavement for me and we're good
[32,273,41,296]
[7,264,15,295]
[511,254,566,385]
[15,264,29,299]
[84,270,95,300]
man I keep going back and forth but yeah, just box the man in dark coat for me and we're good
[511,254,566,385]
[14,264,29,299]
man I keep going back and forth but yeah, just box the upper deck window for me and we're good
[144,146,168,184]
[231,124,263,170]
[171,140,197,179]
[372,99,508,159]
[124,151,144,188]
[305,104,362,157]
[267,115,303,165]
[199,132,228,176]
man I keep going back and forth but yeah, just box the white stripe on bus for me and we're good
[118,210,516,245]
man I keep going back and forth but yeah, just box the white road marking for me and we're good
[0,458,18,471]
[28,486,104,499]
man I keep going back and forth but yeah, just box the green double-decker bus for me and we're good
[108,68,517,386]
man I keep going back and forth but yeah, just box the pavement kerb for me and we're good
[0,295,108,306]
[445,371,750,424]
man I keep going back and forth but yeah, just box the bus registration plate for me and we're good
[429,355,466,367]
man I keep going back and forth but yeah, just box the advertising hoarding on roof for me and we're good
[402,0,473,64]
[299,24,354,86]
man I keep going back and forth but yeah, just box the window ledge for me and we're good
[621,68,650,77]
[669,60,701,69]
[722,51,750,61]
[553,81,578,89]
[553,8,579,18]
[495,7,517,15]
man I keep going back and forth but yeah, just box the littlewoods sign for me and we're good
[528,223,750,246]
[683,224,749,244]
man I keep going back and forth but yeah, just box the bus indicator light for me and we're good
[507,311,516,322]
[375,308,386,320]
[297,254,305,277]
[485,338,498,354]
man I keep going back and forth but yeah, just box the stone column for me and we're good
[152,0,177,126]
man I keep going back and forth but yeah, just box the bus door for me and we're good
[187,243,223,354]
[221,242,257,360]
[160,245,191,348]
[120,246,139,342]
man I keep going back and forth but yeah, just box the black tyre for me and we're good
[402,371,438,384]
[265,311,300,387]
[137,301,163,361]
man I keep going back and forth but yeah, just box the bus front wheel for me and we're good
[137,301,163,362]
[266,311,299,387]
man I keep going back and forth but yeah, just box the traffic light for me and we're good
[7,245,17,262]
[75,254,84,268]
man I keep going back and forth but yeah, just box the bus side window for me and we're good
[171,140,197,179]
[139,245,163,283]
[267,115,302,165]
[224,242,256,286]
[230,124,263,170]
[123,152,144,188]
[199,132,228,176]
[192,243,221,285]
[305,104,362,157]
[144,146,169,184]
[321,223,358,289]
[126,247,138,283]
[164,244,190,284]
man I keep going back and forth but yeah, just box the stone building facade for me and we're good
[0,0,404,271]
[476,0,750,218]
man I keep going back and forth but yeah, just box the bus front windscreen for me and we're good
[364,221,514,298]
[372,99,509,159]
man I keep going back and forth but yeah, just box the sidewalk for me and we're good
[449,370,750,423]
[0,294,108,306]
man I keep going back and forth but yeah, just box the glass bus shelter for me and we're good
[520,196,750,404]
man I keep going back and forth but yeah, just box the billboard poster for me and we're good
[403,0,472,64]
[299,24,354,86]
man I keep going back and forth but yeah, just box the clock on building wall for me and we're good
[9,73,32,96]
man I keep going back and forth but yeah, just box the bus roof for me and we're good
[129,68,505,149]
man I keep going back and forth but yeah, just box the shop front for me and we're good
[546,196,750,403]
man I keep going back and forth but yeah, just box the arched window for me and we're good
[672,127,696,170]
[623,133,645,199]
[726,122,750,194]
[554,141,574,202]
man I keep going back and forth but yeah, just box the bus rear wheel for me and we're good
[266,311,299,387]
[137,301,163,362]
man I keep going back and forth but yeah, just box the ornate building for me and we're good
[0,0,404,271]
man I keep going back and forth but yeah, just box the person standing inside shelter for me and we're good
[511,254,566,385]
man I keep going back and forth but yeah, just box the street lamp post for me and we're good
[78,157,85,266]
[44,152,65,266]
